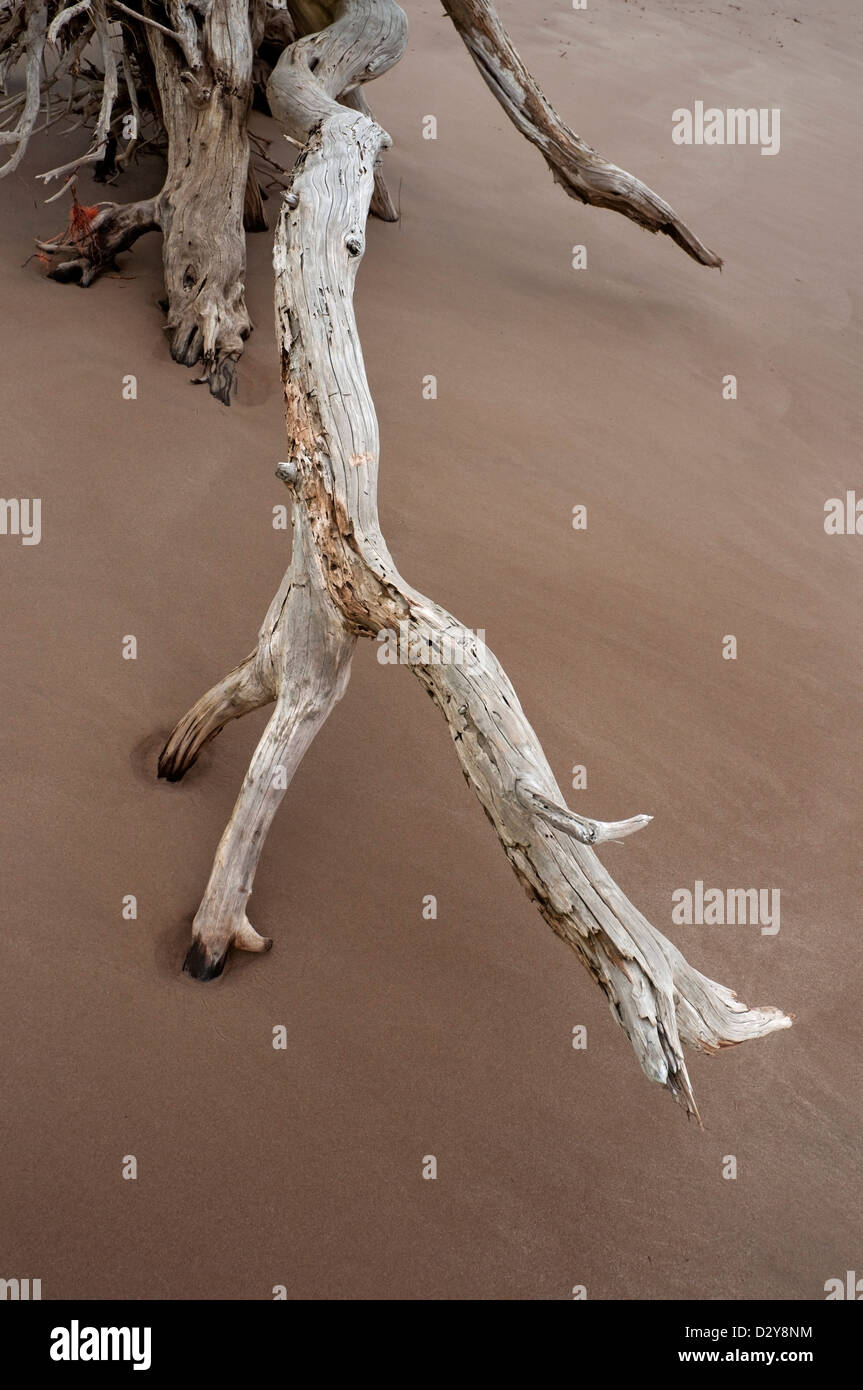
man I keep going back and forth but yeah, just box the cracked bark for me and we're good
[143,0,258,403]
[160,0,789,1119]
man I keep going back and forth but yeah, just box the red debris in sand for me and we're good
[39,193,100,266]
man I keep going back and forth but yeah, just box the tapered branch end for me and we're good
[190,355,239,407]
[651,956,792,1119]
[157,740,195,782]
[235,919,273,955]
[183,917,272,979]
[674,961,793,1055]
[158,715,210,780]
[183,937,230,981]
[595,812,652,843]
[515,780,652,845]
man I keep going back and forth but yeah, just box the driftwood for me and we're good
[440,0,721,268]
[154,0,790,1119]
[2,0,723,400]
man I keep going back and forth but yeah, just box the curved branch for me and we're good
[47,0,92,45]
[36,10,119,185]
[269,116,785,1112]
[110,2,184,45]
[170,518,356,979]
[0,1,46,179]
[441,0,722,268]
[157,568,297,781]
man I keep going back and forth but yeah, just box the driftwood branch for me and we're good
[0,0,786,1117]
[110,2,185,45]
[441,0,722,268]
[46,0,92,47]
[170,517,357,978]
[160,0,788,1119]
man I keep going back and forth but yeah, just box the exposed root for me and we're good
[0,1,47,180]
[36,192,158,285]
[158,652,275,782]
[165,290,252,406]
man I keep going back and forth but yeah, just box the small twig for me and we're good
[110,1,184,43]
[515,781,652,846]
[43,172,76,203]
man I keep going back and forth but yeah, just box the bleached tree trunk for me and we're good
[142,0,260,402]
[160,0,789,1119]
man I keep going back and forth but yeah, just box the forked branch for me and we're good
[160,0,788,1120]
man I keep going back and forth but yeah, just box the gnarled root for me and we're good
[37,197,158,287]
[164,287,252,407]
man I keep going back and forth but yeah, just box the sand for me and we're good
[1,0,860,1299]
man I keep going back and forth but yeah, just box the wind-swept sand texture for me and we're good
[0,0,860,1298]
